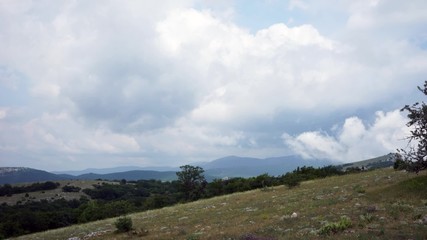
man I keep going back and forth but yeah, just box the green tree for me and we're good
[114,216,133,233]
[398,80,427,173]
[176,165,207,201]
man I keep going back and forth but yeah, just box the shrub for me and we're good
[319,216,352,235]
[62,185,81,193]
[283,175,301,189]
[114,216,133,233]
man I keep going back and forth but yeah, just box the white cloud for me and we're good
[0,108,7,119]
[289,0,309,11]
[347,0,427,30]
[282,109,411,162]
[0,1,426,170]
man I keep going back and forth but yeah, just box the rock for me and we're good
[366,205,377,213]
[291,212,298,218]
[131,228,149,236]
[244,207,258,212]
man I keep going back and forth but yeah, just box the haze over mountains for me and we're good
[0,154,394,184]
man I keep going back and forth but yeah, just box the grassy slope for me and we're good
[0,180,108,205]
[15,169,427,240]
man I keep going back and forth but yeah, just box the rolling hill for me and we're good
[14,168,427,240]
[0,168,179,184]
[338,153,395,170]
[76,170,178,181]
[200,155,333,178]
[0,167,72,184]
[1,154,394,184]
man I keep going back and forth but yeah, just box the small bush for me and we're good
[62,185,81,193]
[114,216,133,233]
[359,213,375,223]
[283,175,302,189]
[186,234,201,240]
[353,185,366,194]
[319,216,352,235]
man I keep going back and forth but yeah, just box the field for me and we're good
[14,168,427,240]
[0,180,109,205]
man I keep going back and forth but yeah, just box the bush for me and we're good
[114,216,133,233]
[282,174,302,189]
[319,216,352,235]
[62,185,81,192]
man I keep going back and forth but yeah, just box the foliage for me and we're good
[393,156,409,170]
[176,165,207,201]
[398,80,427,172]
[0,198,82,238]
[345,166,363,173]
[281,165,343,188]
[62,185,81,192]
[114,216,133,233]
[282,173,302,188]
[0,181,60,196]
[318,216,352,235]
[78,200,135,223]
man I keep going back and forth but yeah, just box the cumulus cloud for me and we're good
[282,110,411,162]
[0,1,426,170]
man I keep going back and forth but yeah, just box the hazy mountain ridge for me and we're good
[0,168,71,184]
[52,166,180,176]
[0,154,393,184]
[201,155,334,178]
[76,170,178,181]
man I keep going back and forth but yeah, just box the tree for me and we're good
[176,165,207,201]
[114,216,133,233]
[398,80,427,172]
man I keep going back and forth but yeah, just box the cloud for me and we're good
[288,0,309,11]
[282,109,411,162]
[347,0,427,30]
[0,1,426,170]
[0,108,7,119]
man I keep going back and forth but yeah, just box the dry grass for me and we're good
[14,168,427,240]
[0,180,108,205]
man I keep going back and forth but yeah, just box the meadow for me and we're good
[14,168,427,240]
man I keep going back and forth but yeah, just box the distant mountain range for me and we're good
[200,155,332,178]
[52,166,179,176]
[0,154,395,184]
[0,167,67,184]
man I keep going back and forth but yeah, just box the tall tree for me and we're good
[176,165,207,200]
[397,80,427,172]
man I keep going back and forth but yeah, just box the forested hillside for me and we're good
[0,165,344,238]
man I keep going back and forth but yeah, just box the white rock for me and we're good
[291,212,298,218]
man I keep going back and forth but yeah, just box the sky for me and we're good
[1,0,427,171]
